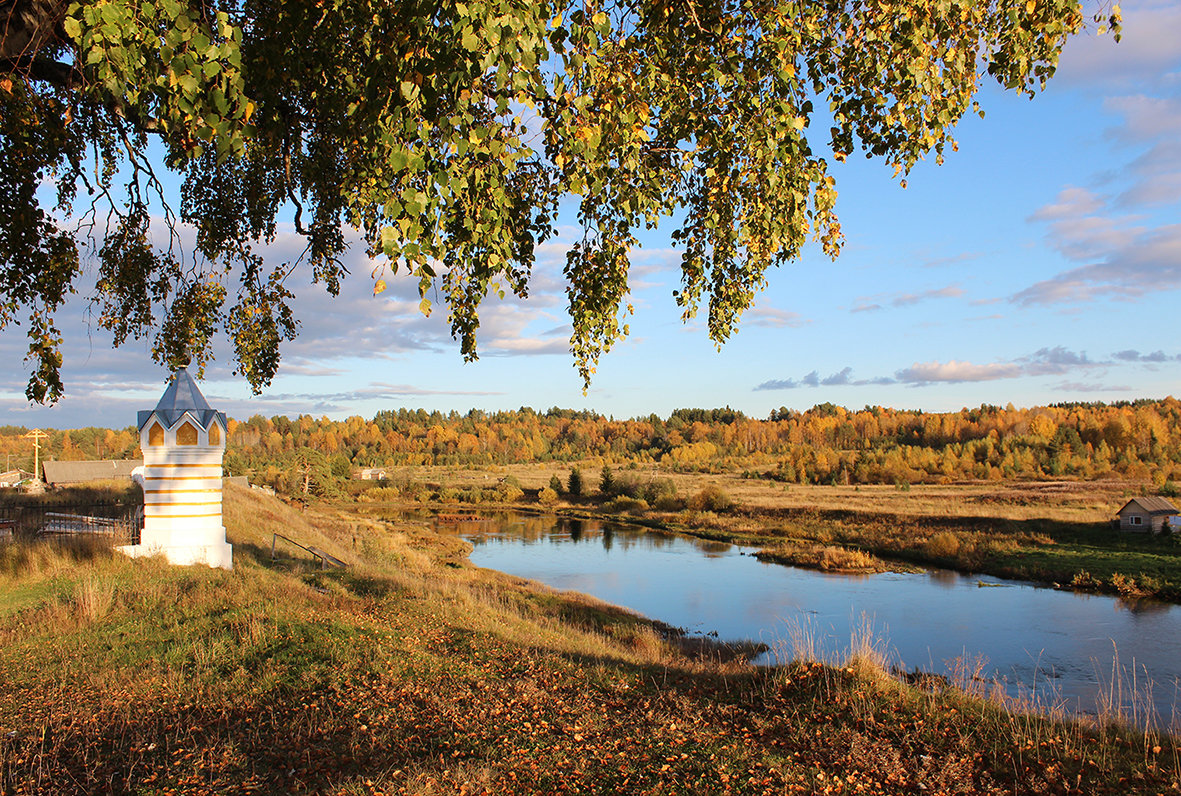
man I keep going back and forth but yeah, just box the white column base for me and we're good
[118,535,233,570]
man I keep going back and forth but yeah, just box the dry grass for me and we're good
[2,485,1177,795]
[396,463,1129,523]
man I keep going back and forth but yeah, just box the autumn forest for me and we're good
[4,398,1180,494]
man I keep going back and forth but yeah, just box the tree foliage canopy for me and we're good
[1,0,1119,401]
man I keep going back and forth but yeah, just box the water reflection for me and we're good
[416,509,1181,724]
[928,569,959,589]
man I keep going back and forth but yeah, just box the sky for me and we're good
[3,2,1181,429]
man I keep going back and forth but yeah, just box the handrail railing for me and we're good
[271,533,347,570]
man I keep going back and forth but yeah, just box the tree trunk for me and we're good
[1,0,69,63]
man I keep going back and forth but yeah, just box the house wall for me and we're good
[1118,511,1173,533]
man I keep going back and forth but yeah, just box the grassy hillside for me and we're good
[0,486,1176,794]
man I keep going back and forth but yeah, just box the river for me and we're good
[424,511,1181,727]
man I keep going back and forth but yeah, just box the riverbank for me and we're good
[358,465,1181,602]
[0,485,1176,793]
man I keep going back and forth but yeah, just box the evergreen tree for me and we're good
[600,465,615,496]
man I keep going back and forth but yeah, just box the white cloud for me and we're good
[743,306,810,328]
[1012,223,1181,305]
[1055,3,1181,90]
[1104,95,1181,143]
[1028,186,1107,221]
[755,347,1105,391]
[849,284,963,313]
[895,360,1022,384]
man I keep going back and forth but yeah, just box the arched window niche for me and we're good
[148,421,165,447]
[177,421,200,446]
[209,422,221,446]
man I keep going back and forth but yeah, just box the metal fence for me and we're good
[0,503,142,545]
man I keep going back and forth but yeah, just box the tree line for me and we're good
[3,398,1179,490]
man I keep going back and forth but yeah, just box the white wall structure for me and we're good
[118,369,233,569]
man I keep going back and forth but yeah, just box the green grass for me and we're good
[1,487,1178,795]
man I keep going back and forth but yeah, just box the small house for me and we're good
[358,468,388,481]
[1114,496,1179,533]
[0,469,33,487]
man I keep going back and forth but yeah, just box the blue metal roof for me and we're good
[137,368,226,431]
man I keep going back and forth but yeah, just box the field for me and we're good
[1,485,1178,794]
[359,464,1181,602]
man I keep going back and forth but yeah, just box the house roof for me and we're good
[41,459,143,485]
[1117,496,1179,516]
[137,368,225,431]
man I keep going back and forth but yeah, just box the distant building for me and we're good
[41,459,142,487]
[1115,497,1179,533]
[358,468,388,481]
[0,469,33,487]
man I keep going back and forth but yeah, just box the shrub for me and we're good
[606,496,648,514]
[642,477,677,505]
[538,487,559,506]
[1111,572,1143,598]
[653,494,684,512]
[496,482,524,503]
[610,474,677,505]
[688,485,733,512]
[818,546,877,571]
[364,486,401,502]
[548,474,564,494]
[924,532,960,559]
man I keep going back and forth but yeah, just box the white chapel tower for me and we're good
[119,368,233,569]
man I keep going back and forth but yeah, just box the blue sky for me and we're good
[3,2,1180,429]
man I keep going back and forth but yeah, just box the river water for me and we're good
[427,511,1181,725]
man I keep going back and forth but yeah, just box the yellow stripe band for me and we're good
[144,498,222,505]
[143,488,223,495]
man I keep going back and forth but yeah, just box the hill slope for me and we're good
[0,488,1174,794]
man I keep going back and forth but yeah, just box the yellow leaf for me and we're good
[373,279,386,295]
